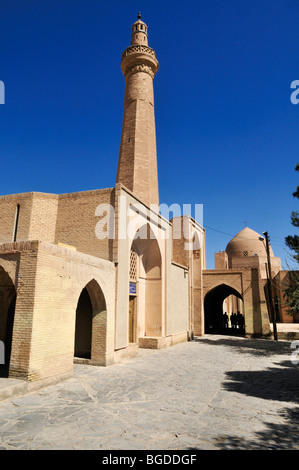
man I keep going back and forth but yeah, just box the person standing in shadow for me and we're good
[223,312,229,329]
[238,311,245,331]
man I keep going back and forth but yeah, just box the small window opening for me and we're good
[13,204,20,242]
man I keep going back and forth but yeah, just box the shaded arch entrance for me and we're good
[75,287,92,359]
[74,279,107,364]
[0,267,16,377]
[130,224,162,340]
[204,284,244,335]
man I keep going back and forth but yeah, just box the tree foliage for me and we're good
[284,164,299,314]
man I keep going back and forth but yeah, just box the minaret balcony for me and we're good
[121,44,157,60]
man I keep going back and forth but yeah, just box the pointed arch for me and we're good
[204,283,244,334]
[74,278,107,364]
[130,223,163,339]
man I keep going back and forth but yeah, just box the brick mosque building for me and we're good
[0,15,289,384]
[215,227,299,326]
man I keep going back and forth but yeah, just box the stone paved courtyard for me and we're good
[0,335,298,450]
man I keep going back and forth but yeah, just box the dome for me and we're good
[225,227,274,258]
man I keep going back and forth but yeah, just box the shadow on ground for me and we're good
[213,406,299,450]
[223,360,299,403]
[194,335,292,357]
[193,336,299,449]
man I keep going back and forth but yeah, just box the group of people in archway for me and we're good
[222,311,244,331]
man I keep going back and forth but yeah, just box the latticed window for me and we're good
[129,249,138,282]
[243,251,248,257]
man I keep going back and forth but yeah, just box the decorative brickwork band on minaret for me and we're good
[116,14,159,207]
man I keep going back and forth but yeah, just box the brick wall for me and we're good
[0,189,116,262]
[9,242,39,379]
[2,241,115,382]
[55,188,115,261]
[0,192,59,245]
[28,194,59,242]
[0,193,33,243]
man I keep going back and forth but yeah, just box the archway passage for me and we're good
[0,267,16,377]
[204,284,244,336]
[74,279,107,364]
[74,287,92,359]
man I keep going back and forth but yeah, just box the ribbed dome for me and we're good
[225,227,274,258]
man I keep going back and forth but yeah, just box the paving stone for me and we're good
[0,335,298,449]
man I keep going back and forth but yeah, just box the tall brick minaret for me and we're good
[116,13,159,207]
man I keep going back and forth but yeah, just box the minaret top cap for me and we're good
[131,12,148,45]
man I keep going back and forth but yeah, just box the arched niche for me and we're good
[130,224,162,338]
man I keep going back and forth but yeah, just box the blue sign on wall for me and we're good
[129,282,137,294]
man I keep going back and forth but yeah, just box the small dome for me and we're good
[225,227,274,258]
[132,19,147,27]
[132,18,146,26]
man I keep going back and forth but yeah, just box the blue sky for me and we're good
[0,0,298,269]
